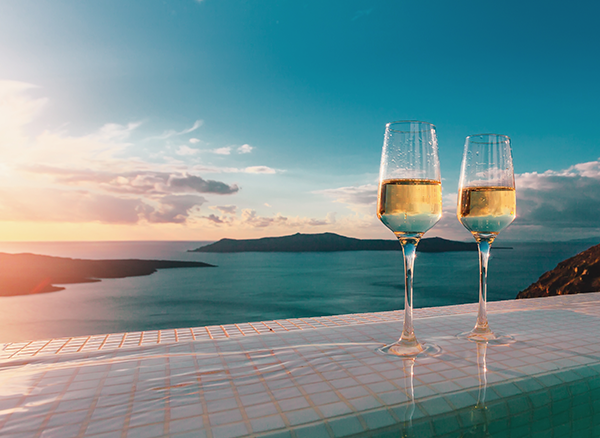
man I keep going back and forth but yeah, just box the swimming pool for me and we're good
[0,293,599,437]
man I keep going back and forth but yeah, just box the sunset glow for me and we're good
[0,1,599,242]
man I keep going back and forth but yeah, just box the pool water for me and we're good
[359,366,600,437]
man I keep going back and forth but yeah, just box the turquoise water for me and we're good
[0,239,595,343]
[362,369,600,438]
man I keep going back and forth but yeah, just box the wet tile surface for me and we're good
[1,293,600,437]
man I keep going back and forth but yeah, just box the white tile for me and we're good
[210,422,248,438]
[208,408,243,427]
[205,397,238,413]
[245,402,278,419]
[285,408,321,426]
[168,416,204,434]
[4,294,600,438]
[250,414,286,433]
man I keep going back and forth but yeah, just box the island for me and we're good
[517,243,600,299]
[189,232,479,253]
[0,253,215,297]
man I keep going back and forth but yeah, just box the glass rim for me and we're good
[385,120,436,133]
[466,133,510,144]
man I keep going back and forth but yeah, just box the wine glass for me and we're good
[377,121,442,356]
[457,134,516,343]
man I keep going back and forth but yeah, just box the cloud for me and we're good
[0,188,147,224]
[21,123,138,168]
[0,188,209,225]
[244,166,276,174]
[176,145,201,156]
[189,164,279,174]
[237,144,253,154]
[200,209,337,230]
[317,184,377,205]
[169,174,239,194]
[0,81,47,153]
[312,184,379,225]
[307,212,337,226]
[146,194,206,224]
[205,214,224,224]
[212,147,231,155]
[206,143,253,156]
[95,122,142,142]
[0,81,47,126]
[570,160,600,178]
[23,167,240,196]
[240,210,288,228]
[145,120,203,141]
[0,82,282,229]
[515,164,600,229]
[432,159,600,241]
[212,205,237,215]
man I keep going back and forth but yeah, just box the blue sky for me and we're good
[0,0,599,241]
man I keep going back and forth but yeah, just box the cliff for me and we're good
[517,243,600,299]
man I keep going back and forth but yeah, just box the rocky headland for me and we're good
[190,232,481,253]
[517,243,600,299]
[0,253,214,297]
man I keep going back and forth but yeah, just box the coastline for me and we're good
[0,253,215,297]
[190,233,480,253]
[0,240,595,344]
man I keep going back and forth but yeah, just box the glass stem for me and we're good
[399,238,419,346]
[474,237,493,334]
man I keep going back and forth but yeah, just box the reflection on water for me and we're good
[476,342,488,409]
[365,345,600,437]
[395,343,491,438]
[463,342,490,438]
[1,335,600,437]
[400,358,416,437]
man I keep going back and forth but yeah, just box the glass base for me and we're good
[457,329,515,345]
[378,340,442,357]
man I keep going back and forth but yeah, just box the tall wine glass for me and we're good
[377,121,442,356]
[457,134,516,343]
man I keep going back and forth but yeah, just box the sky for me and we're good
[0,0,599,242]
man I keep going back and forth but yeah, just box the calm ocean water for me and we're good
[0,239,596,343]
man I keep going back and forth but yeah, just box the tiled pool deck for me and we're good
[2,293,600,437]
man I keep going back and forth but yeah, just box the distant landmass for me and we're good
[0,253,215,297]
[517,243,600,299]
[190,232,480,253]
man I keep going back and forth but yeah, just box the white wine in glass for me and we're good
[378,179,442,235]
[377,121,442,356]
[457,134,516,343]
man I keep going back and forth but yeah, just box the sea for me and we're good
[0,238,596,343]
